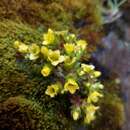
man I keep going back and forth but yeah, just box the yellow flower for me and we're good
[72,109,80,121]
[41,46,49,58]
[48,50,65,66]
[92,71,101,78]
[14,41,20,49]
[82,64,95,72]
[78,64,95,76]
[64,79,79,94]
[27,53,39,60]
[18,43,28,53]
[66,34,76,41]
[42,29,55,45]
[79,64,95,75]
[29,44,40,55]
[41,64,52,77]
[85,82,91,89]
[76,40,87,50]
[87,91,103,103]
[45,83,61,98]
[64,56,76,69]
[64,43,75,54]
[28,44,40,60]
[84,105,99,124]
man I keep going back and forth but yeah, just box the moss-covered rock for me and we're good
[0,0,103,52]
[88,74,125,130]
[0,96,44,130]
[63,0,104,51]
[0,1,125,129]
[0,20,43,102]
[0,20,73,129]
[0,0,72,29]
[0,96,72,130]
[89,93,125,130]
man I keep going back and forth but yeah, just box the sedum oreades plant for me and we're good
[14,29,104,124]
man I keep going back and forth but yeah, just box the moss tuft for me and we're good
[89,94,125,130]
[0,96,45,130]
[0,96,72,130]
[0,0,103,52]
[0,20,43,102]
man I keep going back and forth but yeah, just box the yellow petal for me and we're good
[48,50,64,66]
[76,40,87,50]
[45,83,61,98]
[41,46,49,58]
[28,53,39,60]
[43,28,55,45]
[29,44,40,55]
[41,64,52,77]
[18,43,28,53]
[81,64,95,73]
[64,56,76,69]
[45,85,56,98]
[84,105,99,124]
[87,91,103,103]
[72,111,80,121]
[64,43,75,54]
[93,71,101,78]
[64,79,79,94]
[14,41,20,49]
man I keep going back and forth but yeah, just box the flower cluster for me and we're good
[14,29,104,124]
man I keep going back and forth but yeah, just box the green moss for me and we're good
[63,0,102,27]
[88,76,125,130]
[103,78,122,95]
[0,19,125,129]
[0,96,72,130]
[0,96,45,130]
[0,0,102,28]
[0,0,103,51]
[89,94,125,130]
[0,20,73,129]
[0,0,72,30]
[0,1,124,129]
[63,0,103,52]
[0,20,42,101]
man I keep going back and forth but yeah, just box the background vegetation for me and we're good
[0,0,125,130]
